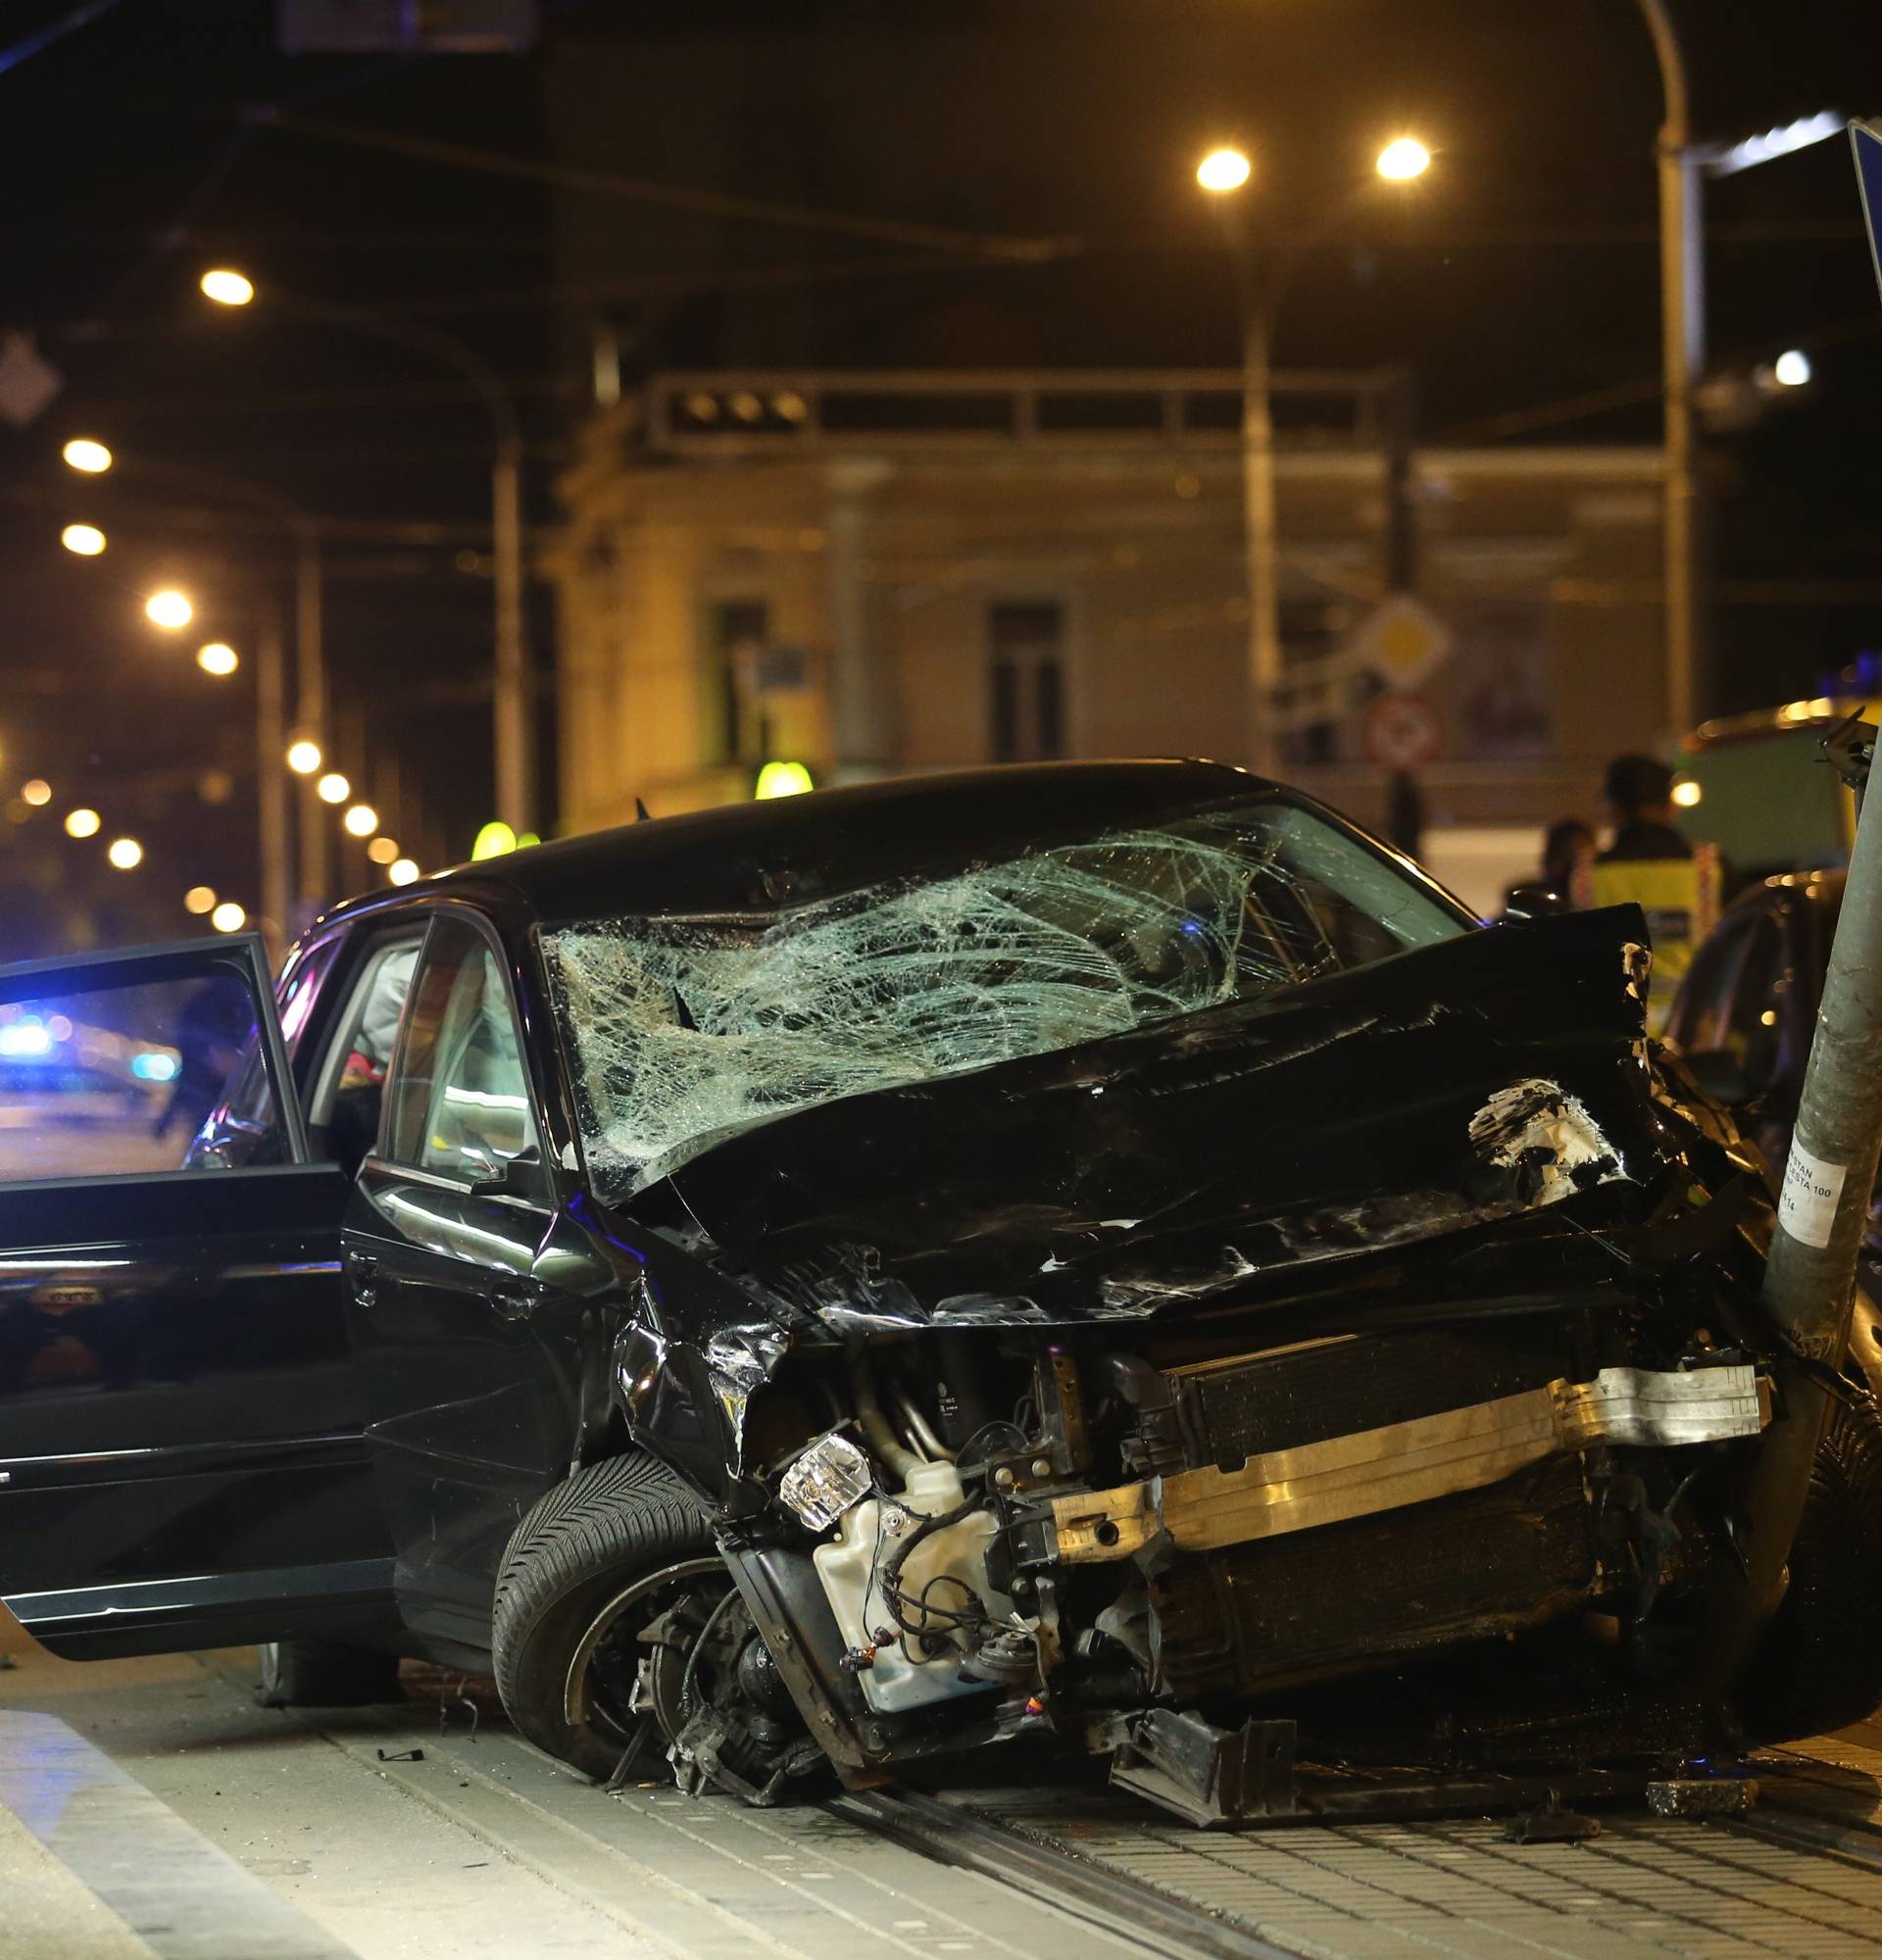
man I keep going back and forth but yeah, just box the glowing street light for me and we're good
[367,835,400,865]
[1197,146,1252,194]
[342,803,378,838]
[184,884,218,914]
[1375,136,1432,182]
[64,808,100,839]
[210,900,247,933]
[62,437,113,474]
[20,779,51,807]
[144,588,193,629]
[315,771,350,805]
[1773,349,1812,388]
[388,858,421,886]
[200,268,255,307]
[61,523,106,556]
[107,836,143,870]
[196,642,239,676]
[285,738,322,775]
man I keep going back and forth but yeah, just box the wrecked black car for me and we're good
[3,760,1879,1820]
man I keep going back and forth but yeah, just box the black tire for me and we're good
[492,1452,716,1780]
[255,1638,403,1709]
[1739,1396,1882,1740]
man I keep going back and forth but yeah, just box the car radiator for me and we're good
[1089,1322,1753,1700]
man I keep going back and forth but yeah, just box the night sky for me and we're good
[4,0,1881,954]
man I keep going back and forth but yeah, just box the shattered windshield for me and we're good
[544,800,1466,1200]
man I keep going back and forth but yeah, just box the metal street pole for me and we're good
[1206,153,1431,781]
[256,604,290,947]
[293,525,327,912]
[1237,303,1282,779]
[1636,0,1704,741]
[491,433,531,834]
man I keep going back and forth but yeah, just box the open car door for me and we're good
[0,935,394,1659]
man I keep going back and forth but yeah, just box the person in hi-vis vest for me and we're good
[1577,754,1719,1035]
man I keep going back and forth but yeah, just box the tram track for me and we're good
[828,1786,1310,1960]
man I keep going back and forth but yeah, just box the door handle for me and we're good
[490,1280,538,1322]
[347,1253,379,1306]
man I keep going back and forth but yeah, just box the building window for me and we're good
[988,602,1065,762]
[710,601,769,764]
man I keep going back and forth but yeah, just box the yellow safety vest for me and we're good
[1588,855,1709,1034]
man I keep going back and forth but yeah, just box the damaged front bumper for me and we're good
[1051,1362,1772,1562]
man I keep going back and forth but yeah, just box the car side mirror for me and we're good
[1682,1048,1754,1107]
[1503,884,1570,921]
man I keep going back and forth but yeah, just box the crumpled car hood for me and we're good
[661,907,1683,1331]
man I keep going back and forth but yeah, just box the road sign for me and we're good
[1853,121,1882,306]
[1350,595,1452,692]
[1363,690,1442,772]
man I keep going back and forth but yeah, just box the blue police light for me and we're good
[0,1019,52,1058]
[130,1052,180,1082]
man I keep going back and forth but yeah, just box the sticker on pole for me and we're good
[1778,1137,1847,1249]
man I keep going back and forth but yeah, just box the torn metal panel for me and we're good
[1050,1364,1769,1563]
[657,905,1670,1338]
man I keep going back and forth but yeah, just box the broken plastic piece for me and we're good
[1505,1793,1601,1843]
[1647,1776,1758,1818]
[778,1431,872,1532]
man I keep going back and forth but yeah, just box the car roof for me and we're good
[317,758,1279,931]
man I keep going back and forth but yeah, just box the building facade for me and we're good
[550,370,1664,885]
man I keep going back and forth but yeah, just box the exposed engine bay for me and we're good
[663,1279,1780,1818]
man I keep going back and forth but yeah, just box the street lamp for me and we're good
[1198,136,1431,776]
[1197,147,1252,193]
[286,738,322,775]
[60,523,106,557]
[106,837,143,870]
[342,803,377,837]
[62,437,112,474]
[199,269,254,307]
[144,588,193,629]
[196,641,239,676]
[184,884,217,915]
[315,771,350,806]
[64,808,100,839]
[201,268,534,833]
[1375,137,1432,183]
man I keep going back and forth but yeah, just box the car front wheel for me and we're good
[491,1453,812,1792]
